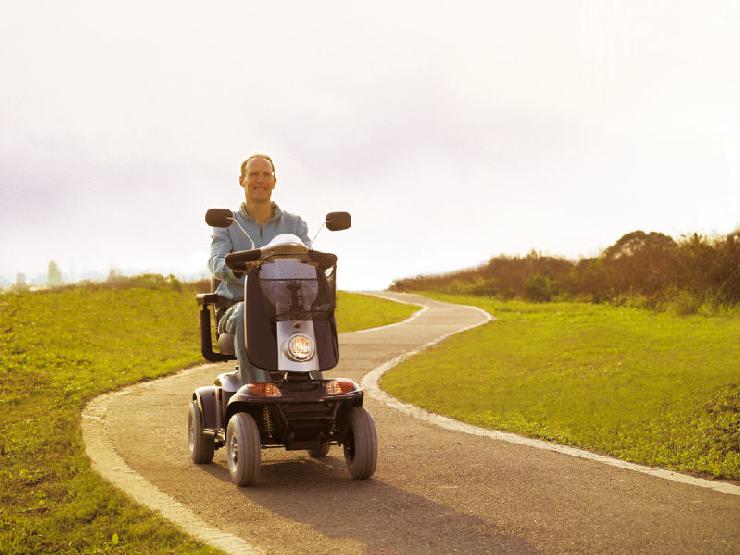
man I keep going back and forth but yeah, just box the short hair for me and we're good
[240,153,275,177]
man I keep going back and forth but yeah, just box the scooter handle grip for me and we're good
[225,249,262,271]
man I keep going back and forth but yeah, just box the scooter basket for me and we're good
[257,258,336,321]
[246,254,339,371]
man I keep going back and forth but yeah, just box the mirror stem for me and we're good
[311,223,326,246]
[230,213,256,249]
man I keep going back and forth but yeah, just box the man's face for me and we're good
[240,157,276,204]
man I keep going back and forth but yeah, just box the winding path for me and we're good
[82,292,740,554]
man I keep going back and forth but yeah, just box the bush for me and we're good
[392,230,740,310]
[670,290,703,316]
[524,274,556,302]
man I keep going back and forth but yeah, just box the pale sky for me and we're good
[1,1,738,289]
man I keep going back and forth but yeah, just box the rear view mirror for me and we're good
[205,209,234,228]
[326,211,351,231]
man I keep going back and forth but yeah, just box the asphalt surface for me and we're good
[94,293,740,554]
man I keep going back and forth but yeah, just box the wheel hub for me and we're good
[229,435,239,467]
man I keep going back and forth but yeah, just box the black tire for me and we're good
[310,442,330,458]
[188,401,214,464]
[226,412,261,486]
[343,407,377,480]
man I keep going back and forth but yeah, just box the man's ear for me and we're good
[238,175,245,188]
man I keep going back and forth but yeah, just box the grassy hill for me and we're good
[382,293,739,480]
[0,277,416,554]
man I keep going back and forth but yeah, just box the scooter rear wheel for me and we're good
[188,402,214,464]
[343,407,377,480]
[226,412,261,486]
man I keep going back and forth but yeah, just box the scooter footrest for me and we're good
[285,440,321,451]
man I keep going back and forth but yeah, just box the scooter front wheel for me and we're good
[343,407,377,480]
[226,412,261,486]
[188,401,214,464]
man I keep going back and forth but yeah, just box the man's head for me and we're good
[239,153,276,205]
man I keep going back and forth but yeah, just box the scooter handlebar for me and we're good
[225,249,262,271]
[225,247,337,272]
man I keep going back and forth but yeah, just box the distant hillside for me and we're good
[391,231,740,311]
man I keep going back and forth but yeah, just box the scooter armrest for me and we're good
[197,293,239,311]
[196,293,220,306]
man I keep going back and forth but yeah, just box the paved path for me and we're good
[83,293,740,554]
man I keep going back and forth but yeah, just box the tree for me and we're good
[603,231,678,295]
[48,261,63,287]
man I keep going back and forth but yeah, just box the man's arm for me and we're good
[208,226,241,282]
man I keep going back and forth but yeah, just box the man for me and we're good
[209,153,311,382]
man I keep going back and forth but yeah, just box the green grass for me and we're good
[381,293,740,480]
[0,279,413,554]
[336,291,417,333]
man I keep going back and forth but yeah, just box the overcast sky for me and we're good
[1,1,738,289]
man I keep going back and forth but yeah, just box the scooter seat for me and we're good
[218,333,235,356]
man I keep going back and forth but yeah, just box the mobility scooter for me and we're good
[188,209,377,486]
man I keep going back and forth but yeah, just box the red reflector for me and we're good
[246,383,282,397]
[325,379,358,395]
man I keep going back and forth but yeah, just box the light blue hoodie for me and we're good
[208,202,312,300]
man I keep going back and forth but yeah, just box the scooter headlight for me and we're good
[286,333,314,362]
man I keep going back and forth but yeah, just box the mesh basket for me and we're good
[257,258,336,321]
